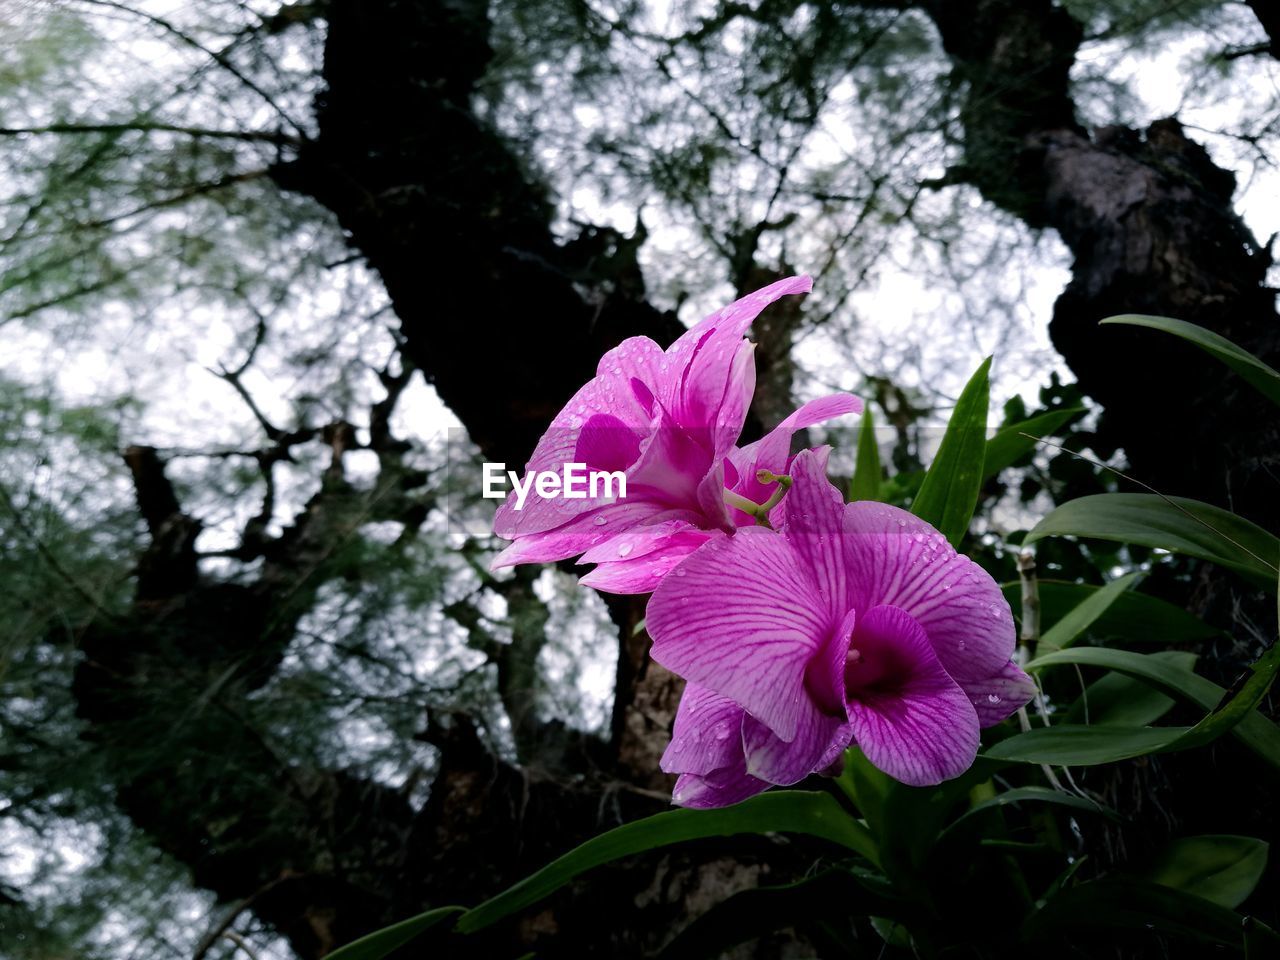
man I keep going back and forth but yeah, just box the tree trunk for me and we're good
[912,0,1280,877]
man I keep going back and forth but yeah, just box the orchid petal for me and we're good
[961,658,1038,726]
[661,682,747,777]
[774,448,848,619]
[840,501,1016,683]
[741,711,849,786]
[672,767,770,809]
[663,276,811,456]
[490,499,682,570]
[574,413,643,473]
[578,524,716,594]
[647,526,832,742]
[663,683,769,809]
[845,605,980,786]
[729,393,862,505]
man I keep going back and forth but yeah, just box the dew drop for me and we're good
[618,542,634,557]
[593,515,608,526]
[987,694,1001,704]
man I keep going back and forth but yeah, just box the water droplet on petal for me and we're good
[618,542,634,557]
[987,694,1001,704]
[593,515,608,526]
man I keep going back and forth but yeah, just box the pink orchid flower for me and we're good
[649,448,1034,802]
[491,276,860,594]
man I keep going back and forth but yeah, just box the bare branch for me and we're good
[71,0,308,136]
[0,122,298,145]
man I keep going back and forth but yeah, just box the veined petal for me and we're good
[495,338,663,539]
[661,682,747,777]
[741,710,849,786]
[663,276,811,456]
[840,501,1015,683]
[672,767,770,809]
[845,605,980,786]
[578,524,716,594]
[960,658,1037,726]
[729,393,862,506]
[490,499,684,570]
[626,411,713,509]
[647,526,831,742]
[774,448,848,620]
[574,413,644,473]
[663,683,769,809]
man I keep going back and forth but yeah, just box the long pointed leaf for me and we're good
[1026,493,1280,585]
[1000,580,1220,645]
[1101,314,1280,408]
[1144,835,1270,909]
[325,907,466,960]
[912,357,991,545]
[989,647,1280,768]
[456,790,876,934]
[984,406,1084,478]
[848,405,883,501]
[1038,572,1140,652]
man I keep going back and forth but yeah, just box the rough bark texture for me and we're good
[67,2,1280,957]
[920,0,1280,533]
[914,0,1280,883]
[69,2,796,957]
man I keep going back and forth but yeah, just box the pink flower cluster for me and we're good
[493,277,1033,807]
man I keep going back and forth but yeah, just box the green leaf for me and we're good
[991,647,1280,768]
[1101,314,1280,408]
[912,357,990,546]
[838,748,1002,884]
[456,791,877,934]
[1025,493,1280,586]
[1000,580,1221,646]
[1063,651,1196,726]
[983,406,1084,478]
[848,405,882,501]
[984,724,1186,765]
[1144,835,1270,909]
[1024,878,1248,948]
[947,786,1117,827]
[1245,917,1280,958]
[659,868,905,959]
[1038,572,1141,652]
[325,906,465,960]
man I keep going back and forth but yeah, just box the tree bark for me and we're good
[911,0,1280,878]
[916,0,1280,534]
[71,2,780,957]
